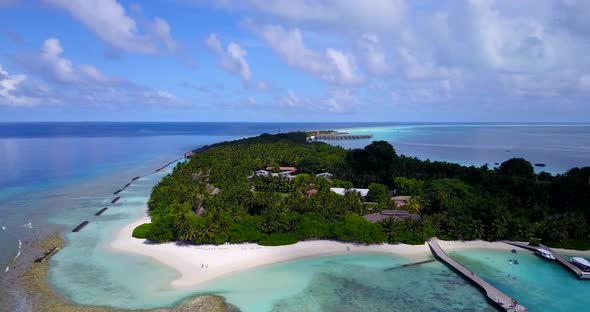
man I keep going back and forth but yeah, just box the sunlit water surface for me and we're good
[450,249,590,312]
[2,122,590,311]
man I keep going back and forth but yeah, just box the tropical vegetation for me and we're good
[137,132,590,249]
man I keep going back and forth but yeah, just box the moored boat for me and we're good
[570,257,590,272]
[535,248,556,260]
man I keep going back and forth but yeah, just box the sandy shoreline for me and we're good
[111,216,435,289]
[110,215,534,290]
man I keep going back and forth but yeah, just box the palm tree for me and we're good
[471,219,485,239]
[381,218,396,243]
[491,218,508,240]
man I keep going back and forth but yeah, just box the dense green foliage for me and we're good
[139,132,590,249]
[132,223,153,239]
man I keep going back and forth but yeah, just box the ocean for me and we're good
[336,123,590,174]
[1,122,589,311]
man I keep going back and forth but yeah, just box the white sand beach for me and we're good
[110,216,432,289]
[110,215,590,290]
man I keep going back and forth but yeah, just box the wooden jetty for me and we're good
[402,259,436,267]
[33,247,58,263]
[111,196,121,204]
[385,259,436,271]
[95,207,108,216]
[428,239,527,312]
[72,221,89,232]
[315,134,373,140]
[503,241,590,280]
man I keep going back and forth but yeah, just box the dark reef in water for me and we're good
[16,235,237,312]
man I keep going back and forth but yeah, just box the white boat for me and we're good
[535,248,556,260]
[570,257,590,272]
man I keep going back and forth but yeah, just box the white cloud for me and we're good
[212,0,407,33]
[358,33,390,76]
[205,34,252,84]
[44,0,176,54]
[150,17,176,52]
[40,38,77,83]
[279,90,303,109]
[0,65,39,106]
[279,88,358,112]
[325,49,358,84]
[260,25,362,85]
[11,38,180,107]
[256,80,269,91]
[38,38,112,84]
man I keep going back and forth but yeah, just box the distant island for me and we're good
[135,132,590,250]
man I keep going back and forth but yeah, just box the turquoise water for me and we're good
[44,160,495,311]
[48,163,199,308]
[2,122,590,311]
[450,249,590,311]
[337,124,590,173]
[202,253,496,312]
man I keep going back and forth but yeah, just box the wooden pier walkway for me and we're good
[315,134,373,140]
[428,239,527,312]
[503,241,590,280]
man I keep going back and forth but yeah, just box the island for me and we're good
[134,131,590,250]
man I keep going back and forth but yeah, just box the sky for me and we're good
[0,0,589,122]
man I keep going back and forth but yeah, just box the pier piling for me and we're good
[72,221,89,232]
[33,247,58,263]
[95,207,108,216]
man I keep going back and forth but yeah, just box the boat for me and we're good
[535,248,556,260]
[570,257,590,272]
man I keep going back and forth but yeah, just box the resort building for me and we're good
[266,166,298,175]
[254,169,270,177]
[316,172,334,179]
[206,184,221,195]
[330,187,369,198]
[391,195,412,207]
[362,210,420,223]
[249,168,298,179]
[195,206,207,216]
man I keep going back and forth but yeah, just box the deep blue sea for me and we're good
[1,122,589,312]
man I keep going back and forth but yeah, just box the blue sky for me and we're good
[0,0,589,122]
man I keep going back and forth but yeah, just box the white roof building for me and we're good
[316,172,334,179]
[330,187,369,197]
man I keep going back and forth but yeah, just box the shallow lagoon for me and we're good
[203,253,496,312]
[3,122,590,311]
[450,249,590,311]
[47,164,495,311]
